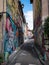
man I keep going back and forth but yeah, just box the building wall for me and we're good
[27,30,33,38]
[24,23,28,39]
[42,0,49,26]
[0,0,3,53]
[42,0,48,21]
[30,0,49,50]
[0,0,3,12]
[33,0,42,44]
[0,0,6,53]
[7,0,19,20]
[33,0,42,33]
[0,0,25,61]
[42,0,49,51]
[0,20,2,53]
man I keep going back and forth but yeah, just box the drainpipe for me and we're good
[0,0,4,62]
[0,0,4,54]
[1,0,4,59]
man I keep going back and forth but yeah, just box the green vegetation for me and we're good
[0,54,4,64]
[32,30,34,34]
[44,17,49,39]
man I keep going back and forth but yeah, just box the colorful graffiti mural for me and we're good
[4,0,24,61]
[7,0,19,21]
[4,13,18,61]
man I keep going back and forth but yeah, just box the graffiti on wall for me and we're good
[4,0,23,61]
[4,13,18,61]
[7,0,19,21]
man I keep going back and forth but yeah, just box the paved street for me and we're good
[6,40,43,65]
[0,0,49,65]
[7,50,42,65]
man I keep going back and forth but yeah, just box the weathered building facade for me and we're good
[30,0,49,50]
[42,0,49,51]
[0,0,25,61]
[30,0,42,45]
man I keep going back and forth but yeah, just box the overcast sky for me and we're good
[21,0,33,30]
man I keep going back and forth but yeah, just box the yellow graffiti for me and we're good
[7,0,12,6]
[7,0,19,21]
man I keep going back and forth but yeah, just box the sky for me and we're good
[21,0,33,30]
